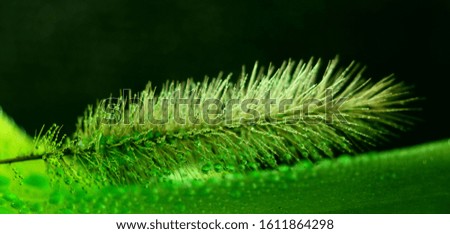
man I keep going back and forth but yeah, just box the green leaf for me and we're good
[0,109,50,212]
[2,137,449,213]
[0,108,34,158]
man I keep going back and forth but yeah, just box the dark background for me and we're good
[1,0,449,151]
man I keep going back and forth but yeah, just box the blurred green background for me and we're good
[0,0,449,150]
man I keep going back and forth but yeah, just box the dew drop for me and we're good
[30,203,44,213]
[10,200,25,210]
[278,165,290,173]
[317,159,332,168]
[247,162,259,170]
[283,153,293,162]
[297,160,313,170]
[230,190,242,198]
[23,174,49,188]
[214,163,223,173]
[337,154,352,165]
[201,163,212,174]
[225,164,235,172]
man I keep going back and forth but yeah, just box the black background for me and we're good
[1,0,449,151]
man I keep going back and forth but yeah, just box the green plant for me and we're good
[1,56,448,214]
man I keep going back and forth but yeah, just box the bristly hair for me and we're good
[0,56,419,187]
